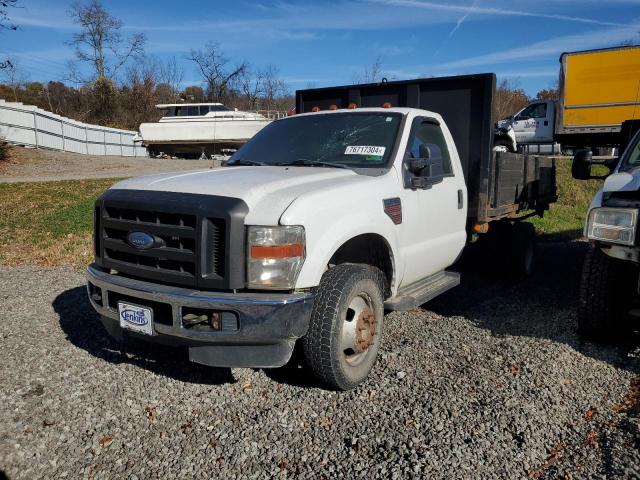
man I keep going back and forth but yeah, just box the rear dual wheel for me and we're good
[302,264,386,390]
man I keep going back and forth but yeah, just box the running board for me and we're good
[384,271,460,311]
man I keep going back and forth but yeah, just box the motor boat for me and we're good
[138,103,283,158]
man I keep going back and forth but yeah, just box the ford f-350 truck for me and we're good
[87,74,557,390]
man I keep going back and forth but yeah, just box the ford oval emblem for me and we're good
[127,231,155,250]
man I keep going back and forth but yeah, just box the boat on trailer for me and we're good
[138,103,285,158]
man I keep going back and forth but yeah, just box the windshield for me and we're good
[229,112,402,168]
[621,131,640,171]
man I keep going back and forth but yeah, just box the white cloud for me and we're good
[447,0,480,40]
[434,22,640,70]
[375,0,627,27]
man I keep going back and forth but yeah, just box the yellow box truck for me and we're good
[497,45,640,153]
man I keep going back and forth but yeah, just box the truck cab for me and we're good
[508,100,556,144]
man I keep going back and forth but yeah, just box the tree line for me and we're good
[0,0,293,131]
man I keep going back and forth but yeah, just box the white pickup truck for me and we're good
[87,74,557,390]
[572,126,640,340]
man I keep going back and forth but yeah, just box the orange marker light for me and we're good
[328,104,338,110]
[382,102,392,108]
[347,103,357,109]
[311,106,320,112]
[251,243,304,259]
[473,222,489,234]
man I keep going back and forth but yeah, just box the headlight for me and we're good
[247,226,305,289]
[587,207,637,246]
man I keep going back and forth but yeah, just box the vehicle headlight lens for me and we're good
[587,207,637,246]
[247,226,305,289]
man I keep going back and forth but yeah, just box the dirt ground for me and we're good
[0,146,215,183]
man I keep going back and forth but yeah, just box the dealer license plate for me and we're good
[118,302,154,336]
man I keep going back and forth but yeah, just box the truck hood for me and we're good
[110,166,372,224]
[602,167,640,193]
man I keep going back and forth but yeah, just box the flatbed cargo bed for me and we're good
[296,74,557,224]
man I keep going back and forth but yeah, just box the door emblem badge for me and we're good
[383,198,402,225]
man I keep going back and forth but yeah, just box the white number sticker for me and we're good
[344,146,386,156]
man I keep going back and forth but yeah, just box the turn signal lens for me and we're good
[250,243,304,259]
[382,102,392,108]
[348,102,357,109]
[311,106,320,112]
[328,104,338,110]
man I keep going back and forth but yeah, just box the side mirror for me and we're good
[407,145,445,188]
[571,149,617,180]
[408,145,434,175]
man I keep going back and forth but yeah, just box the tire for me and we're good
[577,246,636,342]
[507,222,537,280]
[302,264,386,390]
[479,221,536,280]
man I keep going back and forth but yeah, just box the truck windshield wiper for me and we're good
[227,160,269,166]
[279,159,350,169]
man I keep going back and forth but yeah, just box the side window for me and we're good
[199,106,209,115]
[187,106,199,116]
[407,121,453,176]
[530,103,547,118]
[517,103,546,120]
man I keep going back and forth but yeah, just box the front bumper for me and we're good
[86,264,315,368]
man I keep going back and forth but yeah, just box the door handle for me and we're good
[457,189,463,209]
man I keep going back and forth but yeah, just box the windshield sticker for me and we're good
[345,146,386,156]
[385,117,393,122]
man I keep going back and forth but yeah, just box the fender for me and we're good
[279,170,404,293]
[288,212,401,293]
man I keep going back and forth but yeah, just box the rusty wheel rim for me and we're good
[341,292,377,366]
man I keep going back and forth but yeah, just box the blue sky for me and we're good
[2,0,640,96]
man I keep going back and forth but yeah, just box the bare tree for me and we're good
[68,0,145,82]
[239,67,265,110]
[262,65,288,110]
[1,56,26,100]
[0,0,18,31]
[354,56,384,84]
[158,56,183,101]
[189,42,247,101]
[0,0,19,69]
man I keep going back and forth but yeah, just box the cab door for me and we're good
[533,101,554,142]
[512,103,540,143]
[397,117,467,287]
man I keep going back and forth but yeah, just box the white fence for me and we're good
[0,100,147,157]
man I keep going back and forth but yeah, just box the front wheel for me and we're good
[302,264,386,390]
[578,246,637,342]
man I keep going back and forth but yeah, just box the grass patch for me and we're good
[528,159,605,242]
[0,178,118,266]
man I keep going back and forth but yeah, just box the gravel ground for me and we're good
[0,146,213,183]
[1,241,638,479]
